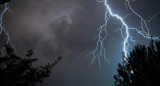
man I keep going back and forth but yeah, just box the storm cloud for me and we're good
[1,0,160,86]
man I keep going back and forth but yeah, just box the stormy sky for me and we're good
[1,0,160,86]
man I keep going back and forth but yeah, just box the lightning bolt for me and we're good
[0,3,9,42]
[0,3,15,56]
[88,0,159,69]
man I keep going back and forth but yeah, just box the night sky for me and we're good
[1,0,160,86]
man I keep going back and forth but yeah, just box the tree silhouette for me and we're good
[114,40,160,86]
[0,44,62,86]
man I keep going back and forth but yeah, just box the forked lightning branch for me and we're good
[88,0,159,69]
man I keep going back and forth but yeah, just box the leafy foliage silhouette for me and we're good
[114,39,160,86]
[0,44,62,86]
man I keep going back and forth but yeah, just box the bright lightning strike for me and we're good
[88,0,159,69]
[0,3,9,43]
[0,2,15,56]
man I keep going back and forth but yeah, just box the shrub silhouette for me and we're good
[114,40,160,86]
[0,44,62,86]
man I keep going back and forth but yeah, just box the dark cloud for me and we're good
[1,0,160,86]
